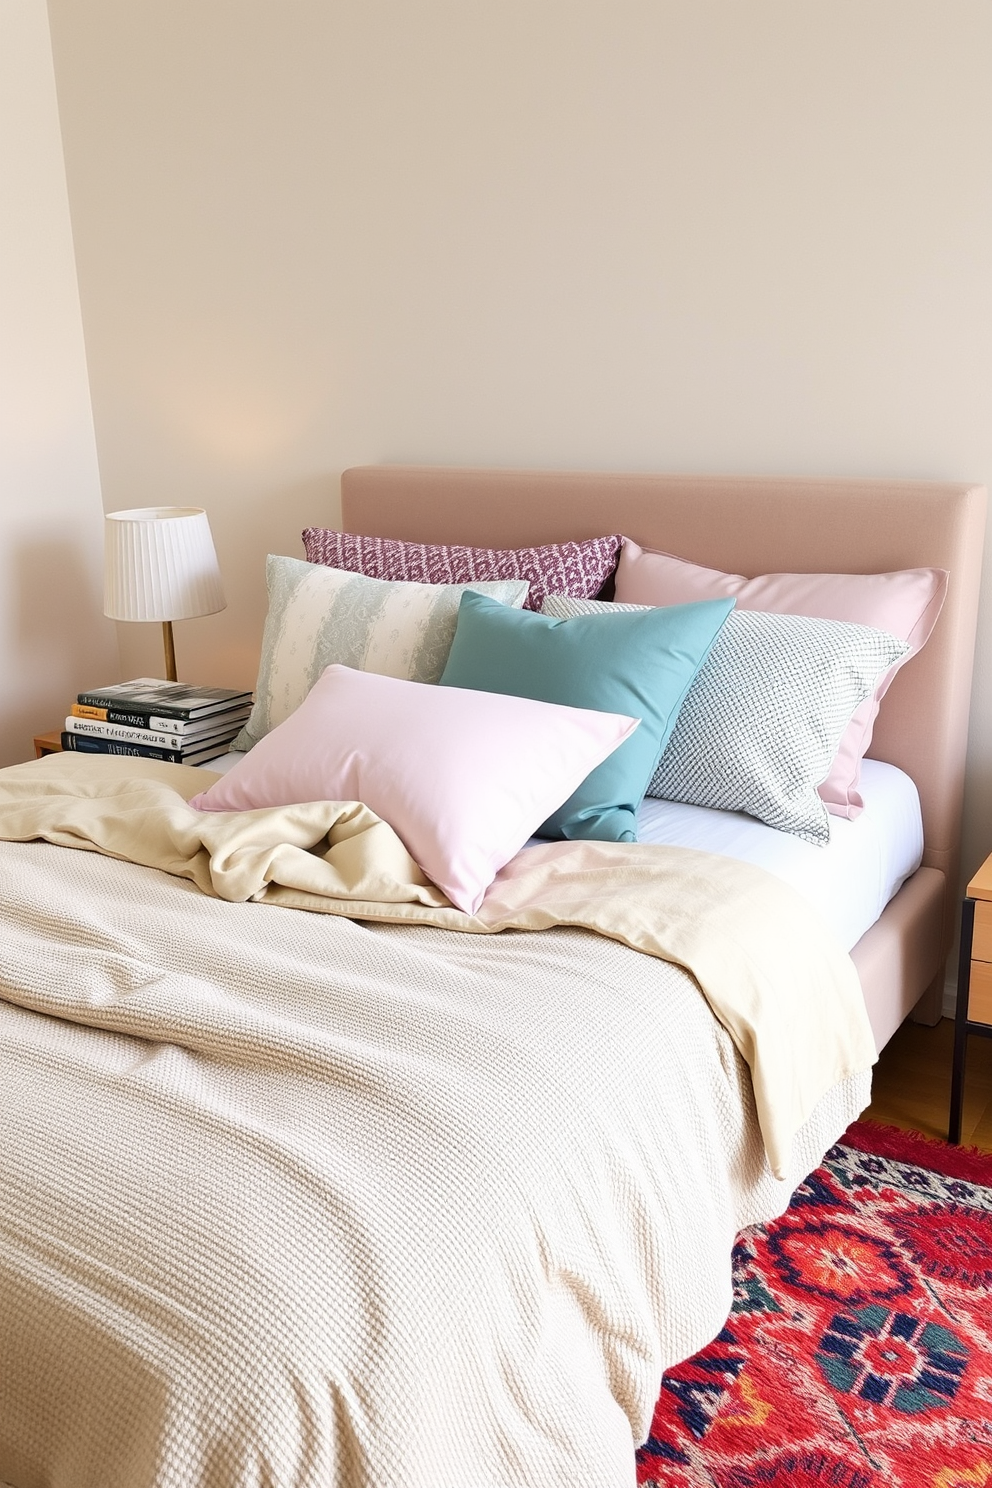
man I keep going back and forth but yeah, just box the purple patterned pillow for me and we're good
[301,528,623,612]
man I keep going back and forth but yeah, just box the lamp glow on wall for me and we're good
[104,507,226,682]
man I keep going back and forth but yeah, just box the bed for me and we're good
[0,466,985,1488]
[340,465,988,1044]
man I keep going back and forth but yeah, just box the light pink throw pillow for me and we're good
[189,664,638,914]
[301,528,622,612]
[615,541,947,818]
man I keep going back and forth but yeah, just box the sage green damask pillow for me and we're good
[233,555,530,751]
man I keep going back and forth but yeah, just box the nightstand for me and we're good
[33,731,63,758]
[949,855,992,1142]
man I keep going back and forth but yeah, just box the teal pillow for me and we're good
[438,590,734,841]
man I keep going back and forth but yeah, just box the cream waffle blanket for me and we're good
[0,755,874,1488]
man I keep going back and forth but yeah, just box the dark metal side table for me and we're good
[949,857,992,1143]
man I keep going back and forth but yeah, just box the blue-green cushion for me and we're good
[438,590,734,841]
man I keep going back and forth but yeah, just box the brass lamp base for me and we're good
[162,620,177,683]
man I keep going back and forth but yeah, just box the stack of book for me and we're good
[62,679,254,765]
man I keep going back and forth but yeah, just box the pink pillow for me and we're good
[189,664,638,914]
[301,528,622,612]
[615,541,947,818]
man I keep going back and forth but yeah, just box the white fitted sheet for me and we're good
[632,759,923,952]
[202,752,922,954]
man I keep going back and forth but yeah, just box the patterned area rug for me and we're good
[636,1122,992,1488]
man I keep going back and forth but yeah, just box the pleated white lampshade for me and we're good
[104,507,225,681]
[104,507,226,623]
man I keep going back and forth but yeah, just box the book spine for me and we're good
[61,732,186,763]
[71,705,222,733]
[74,697,194,722]
[65,717,186,750]
[70,704,249,736]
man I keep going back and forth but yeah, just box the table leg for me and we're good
[949,897,974,1144]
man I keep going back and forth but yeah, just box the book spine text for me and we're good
[65,717,186,750]
[61,733,185,763]
[74,698,194,723]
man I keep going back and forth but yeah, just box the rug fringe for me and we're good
[841,1118,992,1183]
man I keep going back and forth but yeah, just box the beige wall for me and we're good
[0,0,118,767]
[46,2,992,878]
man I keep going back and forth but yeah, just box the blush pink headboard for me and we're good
[340,465,986,961]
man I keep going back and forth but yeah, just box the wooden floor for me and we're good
[865,1014,992,1151]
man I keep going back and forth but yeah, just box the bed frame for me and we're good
[341,466,986,1050]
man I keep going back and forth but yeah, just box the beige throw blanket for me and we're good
[0,754,874,1488]
[0,754,875,1177]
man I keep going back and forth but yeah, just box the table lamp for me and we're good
[104,507,226,682]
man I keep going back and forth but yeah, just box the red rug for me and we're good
[636,1122,992,1487]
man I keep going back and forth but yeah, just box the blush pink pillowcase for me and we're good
[301,528,622,613]
[189,664,638,914]
[614,541,948,819]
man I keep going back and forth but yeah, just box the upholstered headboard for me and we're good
[340,465,987,961]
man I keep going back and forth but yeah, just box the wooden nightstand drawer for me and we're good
[969,959,992,1024]
[972,901,992,963]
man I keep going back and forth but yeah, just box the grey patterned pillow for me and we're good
[236,556,529,750]
[541,595,908,844]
